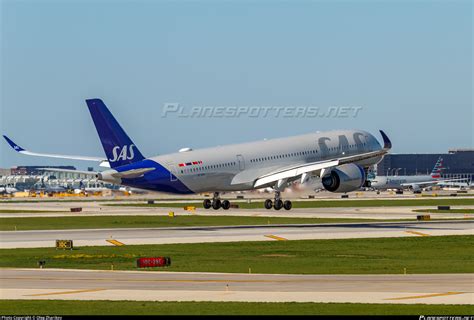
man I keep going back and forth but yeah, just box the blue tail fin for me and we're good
[86,99,145,168]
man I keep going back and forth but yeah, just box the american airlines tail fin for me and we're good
[430,157,444,179]
[86,99,145,168]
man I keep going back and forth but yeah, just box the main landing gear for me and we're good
[203,192,231,210]
[204,190,292,211]
[264,191,292,210]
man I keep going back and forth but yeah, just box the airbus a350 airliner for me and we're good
[3,99,392,210]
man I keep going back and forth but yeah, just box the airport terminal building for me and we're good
[376,149,474,179]
[0,165,104,191]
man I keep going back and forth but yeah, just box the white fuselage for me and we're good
[150,129,383,193]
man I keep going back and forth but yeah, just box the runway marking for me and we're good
[264,234,288,241]
[106,239,125,246]
[24,288,106,297]
[405,230,430,237]
[3,276,305,284]
[385,292,465,301]
[3,276,469,286]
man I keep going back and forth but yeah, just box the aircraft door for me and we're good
[169,164,178,181]
[236,154,245,171]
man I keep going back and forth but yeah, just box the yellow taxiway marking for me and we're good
[385,292,464,301]
[405,230,430,237]
[264,234,288,241]
[24,288,106,297]
[106,239,125,246]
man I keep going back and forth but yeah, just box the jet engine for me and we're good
[321,163,366,193]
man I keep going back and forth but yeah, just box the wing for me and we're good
[249,130,391,188]
[253,160,340,188]
[3,135,110,168]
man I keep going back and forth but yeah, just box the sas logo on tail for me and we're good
[109,145,136,162]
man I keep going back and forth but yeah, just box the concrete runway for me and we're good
[1,199,473,220]
[1,220,472,248]
[1,268,472,304]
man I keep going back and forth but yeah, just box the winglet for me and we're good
[3,135,25,152]
[379,130,392,150]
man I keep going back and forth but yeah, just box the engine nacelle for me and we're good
[321,163,366,193]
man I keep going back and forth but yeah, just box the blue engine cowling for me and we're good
[321,163,366,193]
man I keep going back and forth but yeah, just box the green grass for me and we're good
[0,209,68,214]
[1,300,472,315]
[106,198,474,209]
[413,209,474,214]
[0,215,388,231]
[1,236,472,274]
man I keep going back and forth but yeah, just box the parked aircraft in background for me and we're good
[33,178,67,193]
[436,178,471,189]
[369,157,466,193]
[4,98,392,210]
[0,185,18,194]
[73,181,109,194]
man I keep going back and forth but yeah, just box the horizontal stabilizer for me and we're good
[112,168,155,179]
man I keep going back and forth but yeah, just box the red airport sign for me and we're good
[137,257,171,268]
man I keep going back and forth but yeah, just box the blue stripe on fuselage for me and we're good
[115,159,194,194]
[357,163,366,186]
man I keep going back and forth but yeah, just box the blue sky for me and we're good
[1,0,472,170]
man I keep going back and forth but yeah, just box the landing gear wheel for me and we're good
[274,199,283,210]
[203,199,211,209]
[212,199,221,210]
[283,200,292,210]
[222,200,231,210]
[264,199,273,210]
